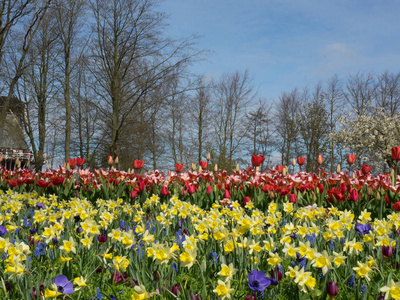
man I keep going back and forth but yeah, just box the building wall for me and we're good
[0,114,28,149]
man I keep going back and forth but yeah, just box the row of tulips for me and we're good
[0,157,400,220]
[1,188,400,299]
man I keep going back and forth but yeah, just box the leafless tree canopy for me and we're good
[0,1,399,172]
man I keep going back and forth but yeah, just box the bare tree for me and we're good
[344,72,375,116]
[374,71,400,117]
[89,0,198,166]
[189,80,212,164]
[324,74,344,172]
[212,70,256,170]
[274,88,300,167]
[54,0,87,162]
[244,99,275,170]
[16,9,59,170]
[1,0,52,116]
[297,84,330,173]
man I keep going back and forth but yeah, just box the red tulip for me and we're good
[36,180,51,188]
[161,186,168,196]
[175,163,184,173]
[68,158,76,169]
[97,234,107,244]
[199,161,208,169]
[108,156,113,166]
[133,160,144,170]
[317,155,323,165]
[347,154,355,165]
[188,185,196,194]
[393,201,400,211]
[289,193,297,203]
[50,177,65,186]
[206,185,212,195]
[339,182,347,194]
[244,196,251,205]
[223,189,230,199]
[392,146,400,161]
[76,157,86,167]
[251,154,265,167]
[361,165,372,175]
[349,189,358,202]
[130,191,137,199]
[297,157,305,166]
[181,188,186,196]
[317,183,324,193]
[276,165,284,173]
[7,179,17,188]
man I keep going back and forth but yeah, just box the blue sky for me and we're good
[160,0,400,100]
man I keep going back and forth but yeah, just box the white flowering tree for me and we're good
[330,109,400,172]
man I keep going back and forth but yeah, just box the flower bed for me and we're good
[0,185,400,299]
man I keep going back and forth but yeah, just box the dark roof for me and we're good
[0,96,25,115]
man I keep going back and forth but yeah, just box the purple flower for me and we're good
[53,275,74,294]
[248,270,277,292]
[0,225,7,236]
[36,203,46,209]
[355,223,372,235]
[170,284,181,295]
[326,281,338,296]
[382,246,395,258]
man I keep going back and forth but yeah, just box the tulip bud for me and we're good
[282,167,287,176]
[26,161,30,167]
[382,246,395,258]
[206,185,212,195]
[115,156,119,165]
[317,155,323,165]
[236,163,240,172]
[161,186,168,196]
[128,168,131,174]
[347,154,356,165]
[0,153,2,162]
[292,158,296,167]
[66,163,70,171]
[188,185,196,194]
[336,164,341,173]
[108,155,113,166]
[256,166,259,172]
[269,190,275,199]
[289,193,297,203]
[46,164,50,171]
[244,196,251,205]
[198,166,202,173]
[191,163,196,171]
[392,146,400,161]
[206,152,211,161]
[224,189,230,199]
[214,164,218,172]
[375,191,381,201]
[326,281,338,298]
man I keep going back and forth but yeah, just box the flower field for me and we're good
[1,158,400,299]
